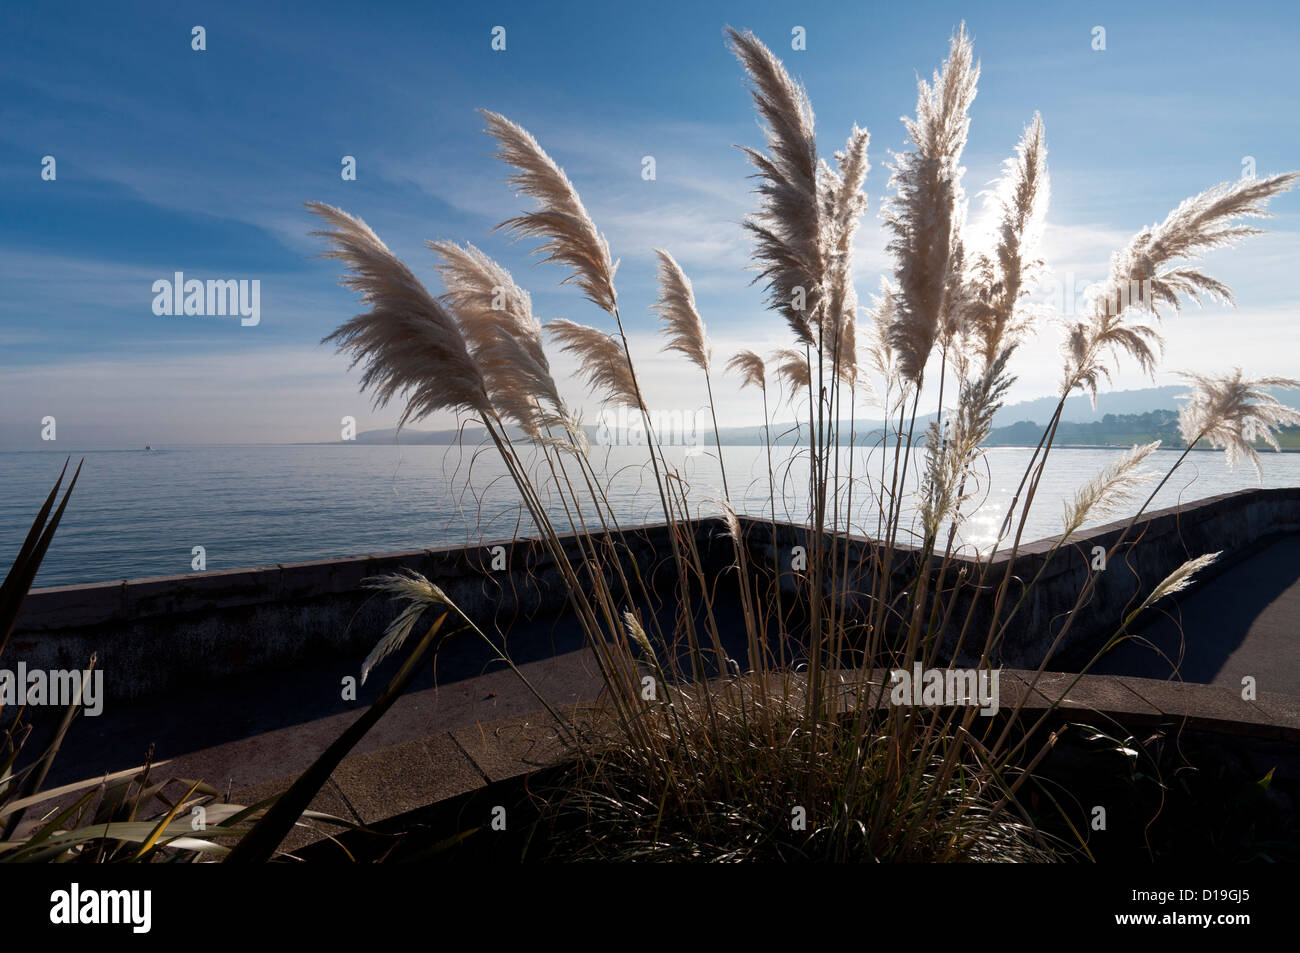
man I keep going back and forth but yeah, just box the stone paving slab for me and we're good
[1010,670,1164,718]
[218,776,359,857]
[1112,676,1280,739]
[1245,690,1300,743]
[449,711,579,783]
[328,733,487,826]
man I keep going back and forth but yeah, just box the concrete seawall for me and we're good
[966,485,1300,669]
[11,487,1299,700]
[743,486,1300,669]
[10,520,731,701]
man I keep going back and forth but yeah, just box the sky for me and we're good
[2,0,1298,448]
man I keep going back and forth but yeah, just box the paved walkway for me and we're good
[24,615,606,792]
[22,591,744,792]
[1089,534,1300,695]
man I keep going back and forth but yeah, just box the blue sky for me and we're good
[2,0,1298,447]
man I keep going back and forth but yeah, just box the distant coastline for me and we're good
[299,407,1300,452]
[8,384,1300,453]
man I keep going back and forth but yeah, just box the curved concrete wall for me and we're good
[964,485,1300,669]
[10,521,720,702]
[10,487,1297,700]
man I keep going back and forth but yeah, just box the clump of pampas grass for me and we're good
[303,22,1298,866]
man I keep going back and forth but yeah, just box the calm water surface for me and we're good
[2,443,1296,588]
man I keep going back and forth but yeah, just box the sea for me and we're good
[2,442,1297,589]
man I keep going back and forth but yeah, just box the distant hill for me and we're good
[986,409,1184,448]
[992,384,1300,427]
[338,386,1300,448]
[991,386,1186,427]
[987,408,1300,449]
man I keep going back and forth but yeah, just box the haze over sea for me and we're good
[3,444,1296,589]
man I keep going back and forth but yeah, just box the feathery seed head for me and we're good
[429,240,567,438]
[1062,172,1297,400]
[1062,440,1161,538]
[359,569,451,684]
[1136,552,1222,616]
[652,249,712,373]
[968,113,1050,370]
[819,125,871,377]
[547,319,643,409]
[480,109,620,315]
[726,349,767,392]
[771,347,811,400]
[883,23,980,383]
[727,26,825,345]
[623,611,656,663]
[308,202,492,428]
[1176,368,1300,476]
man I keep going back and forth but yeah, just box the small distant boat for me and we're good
[144,445,152,451]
